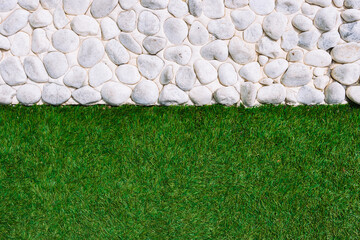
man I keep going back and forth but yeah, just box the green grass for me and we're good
[1,104,360,239]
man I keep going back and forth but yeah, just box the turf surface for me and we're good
[1,104,360,239]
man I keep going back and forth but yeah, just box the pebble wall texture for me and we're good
[0,0,360,106]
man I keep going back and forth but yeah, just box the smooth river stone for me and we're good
[42,83,71,105]
[78,38,105,68]
[101,82,132,106]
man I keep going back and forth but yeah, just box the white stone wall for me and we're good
[0,0,359,106]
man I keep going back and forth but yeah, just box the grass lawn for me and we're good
[1,104,360,239]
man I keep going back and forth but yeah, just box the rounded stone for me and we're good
[331,63,360,85]
[264,59,289,79]
[249,0,275,15]
[71,15,99,36]
[17,84,42,106]
[63,66,87,89]
[18,0,39,11]
[11,32,30,56]
[346,86,360,105]
[194,60,217,85]
[43,52,69,79]
[325,82,345,104]
[292,14,313,32]
[239,62,262,83]
[339,21,360,42]
[164,45,192,65]
[119,34,142,55]
[90,0,118,18]
[0,0,18,12]
[176,66,196,91]
[116,65,141,85]
[215,87,240,106]
[203,0,225,19]
[229,37,256,64]
[218,63,237,86]
[160,65,174,85]
[159,84,189,106]
[137,55,164,80]
[331,43,360,63]
[101,17,120,40]
[318,31,341,50]
[131,80,159,106]
[164,18,188,44]
[231,9,256,31]
[101,82,132,106]
[240,82,257,107]
[105,39,130,65]
[304,50,332,67]
[276,0,301,14]
[42,83,71,105]
[314,7,338,32]
[29,9,53,28]
[189,86,213,106]
[0,85,16,105]
[0,57,27,86]
[263,12,287,41]
[140,0,168,9]
[200,40,228,62]
[297,86,324,105]
[244,23,263,43]
[143,36,167,55]
[117,10,136,33]
[32,29,50,54]
[257,84,286,104]
[208,18,235,40]
[78,38,105,68]
[89,62,113,87]
[52,29,79,53]
[64,0,91,15]
[0,9,30,36]
[138,11,160,36]
[72,86,102,105]
[24,56,49,83]
[168,0,189,18]
[281,63,312,87]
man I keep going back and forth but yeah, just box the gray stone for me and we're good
[297,86,324,105]
[240,82,257,107]
[71,15,99,36]
[244,23,263,43]
[281,31,299,51]
[52,29,79,53]
[188,21,208,46]
[78,38,105,68]
[342,9,360,22]
[0,57,27,86]
[89,62,112,87]
[143,36,167,54]
[331,43,360,63]
[314,8,338,31]
[72,86,102,105]
[159,84,189,106]
[160,65,174,85]
[0,85,16,105]
[101,82,132,106]
[264,59,289,79]
[101,17,120,40]
[225,0,248,8]
[304,50,332,67]
[138,11,160,36]
[189,86,212,106]
[215,87,240,106]
[292,14,313,32]
[203,0,224,19]
[0,9,30,36]
[64,0,91,15]
[208,18,235,40]
[168,0,189,18]
[218,63,237,86]
[263,12,287,40]
[231,9,255,31]
[17,84,42,106]
[0,0,20,12]
[40,0,61,9]
[281,63,312,87]
[18,0,39,11]
[164,18,188,44]
[164,45,192,66]
[298,30,321,50]
[119,34,142,55]
[339,21,360,42]
[42,83,71,105]
[194,60,217,85]
[256,37,282,58]
[346,86,360,105]
[200,40,228,61]
[0,35,10,50]
[141,0,168,9]
[318,31,341,50]
[189,0,202,17]
[276,0,301,14]
[176,66,196,91]
[257,84,286,104]
[131,80,159,105]
[345,0,360,9]
[286,49,303,62]
[116,64,141,85]
[229,37,256,64]
[325,82,345,104]
[239,62,262,83]
[306,0,331,7]
[63,66,87,88]
[90,0,118,18]
[117,10,136,32]
[29,9,53,28]
[314,76,330,90]
[249,0,275,15]
[43,52,69,79]
[331,63,360,85]
[24,56,49,83]
[105,39,130,65]
[137,55,164,80]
